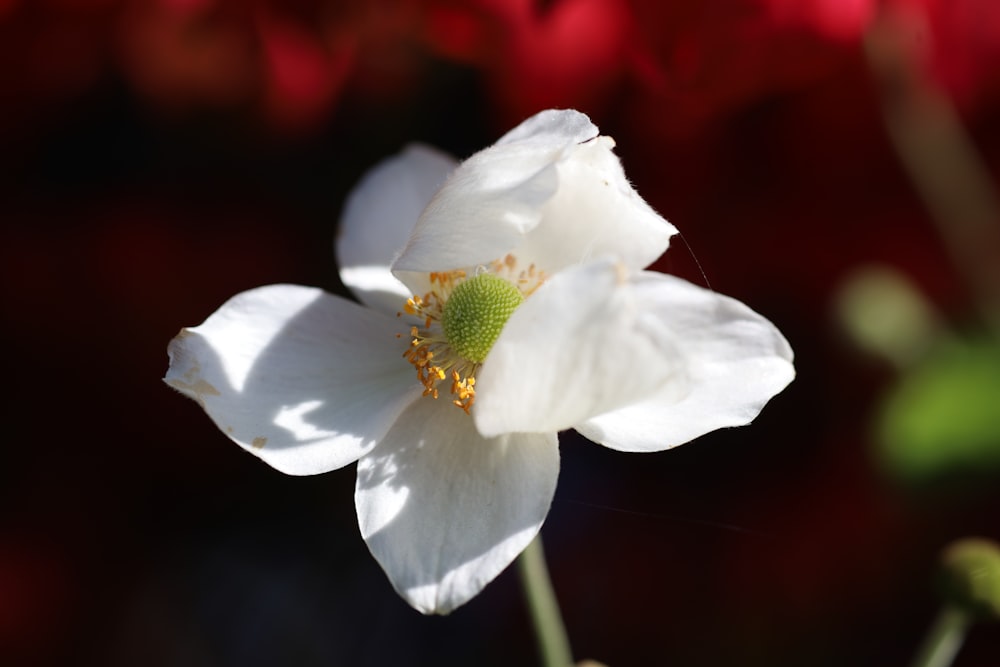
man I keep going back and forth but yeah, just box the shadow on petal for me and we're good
[355,399,559,613]
[166,284,420,475]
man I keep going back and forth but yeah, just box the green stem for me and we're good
[909,605,972,667]
[865,13,1000,330]
[518,534,574,667]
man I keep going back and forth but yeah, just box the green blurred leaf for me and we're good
[877,338,1000,484]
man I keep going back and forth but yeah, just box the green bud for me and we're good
[835,264,940,369]
[939,538,1000,620]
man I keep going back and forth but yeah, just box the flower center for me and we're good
[441,274,524,364]
[399,254,544,414]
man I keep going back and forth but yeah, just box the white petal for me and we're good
[392,109,675,281]
[511,135,677,275]
[337,144,457,313]
[391,109,598,275]
[164,284,420,475]
[356,399,559,614]
[494,107,599,149]
[475,263,794,442]
[575,275,795,452]
[474,259,687,437]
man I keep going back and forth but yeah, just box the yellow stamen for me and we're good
[396,257,544,414]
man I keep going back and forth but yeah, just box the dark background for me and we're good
[2,1,999,665]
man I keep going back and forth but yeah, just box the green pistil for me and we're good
[442,273,524,363]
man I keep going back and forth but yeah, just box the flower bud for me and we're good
[939,538,1000,620]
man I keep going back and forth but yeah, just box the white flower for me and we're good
[164,109,794,614]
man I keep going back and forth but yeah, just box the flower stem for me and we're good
[518,534,574,667]
[908,605,972,667]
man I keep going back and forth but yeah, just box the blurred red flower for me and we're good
[3,0,999,138]
[625,0,877,136]
[423,0,635,125]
